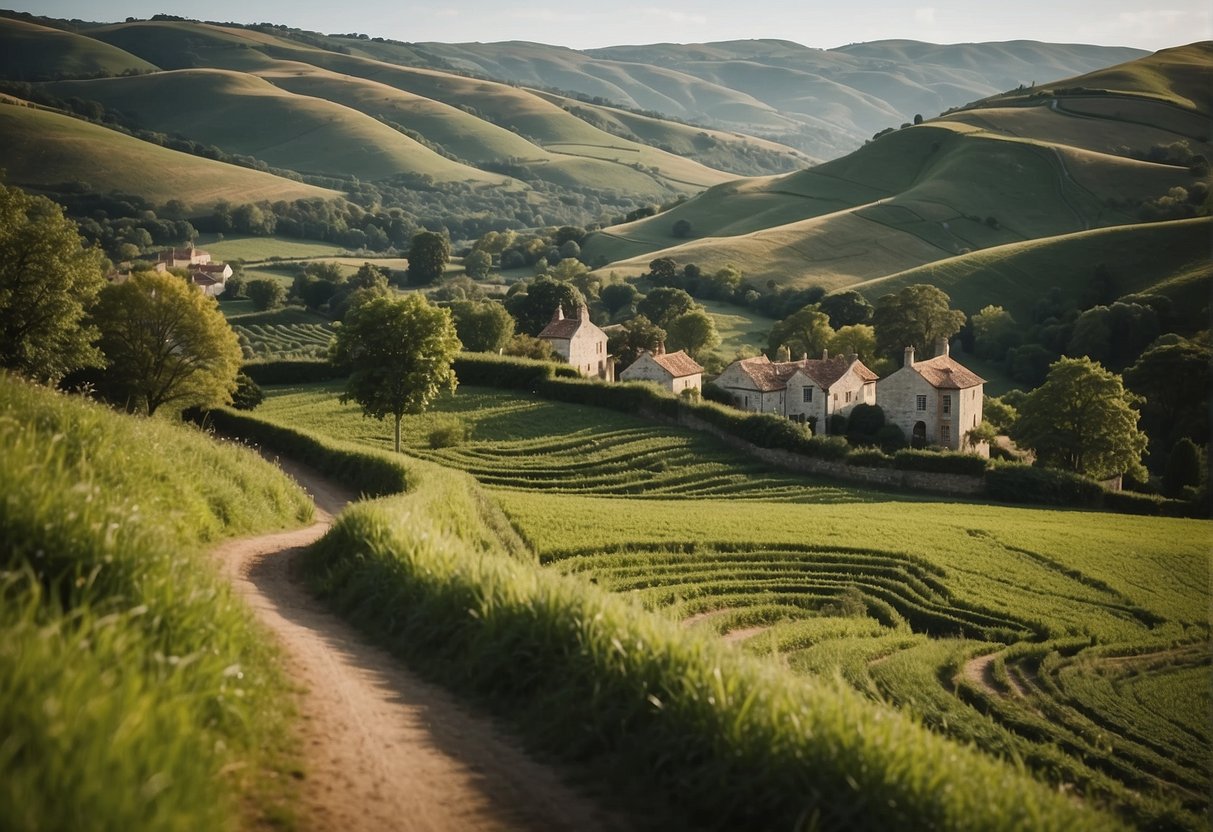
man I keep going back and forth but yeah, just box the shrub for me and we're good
[828,413,847,436]
[428,421,470,449]
[700,381,733,405]
[242,359,343,385]
[536,377,680,420]
[876,423,907,453]
[451,353,576,388]
[845,403,885,445]
[1162,438,1201,497]
[847,448,894,468]
[230,371,263,410]
[984,464,1104,507]
[893,449,987,476]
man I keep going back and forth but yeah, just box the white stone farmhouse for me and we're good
[876,338,986,453]
[537,304,614,381]
[619,345,703,393]
[714,351,879,431]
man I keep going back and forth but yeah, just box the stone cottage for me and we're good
[876,338,986,453]
[538,304,614,381]
[714,351,879,431]
[619,344,703,394]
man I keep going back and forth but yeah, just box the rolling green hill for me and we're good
[0,96,338,210]
[0,17,157,80]
[583,44,1212,310]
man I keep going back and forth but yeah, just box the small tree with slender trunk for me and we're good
[329,294,461,453]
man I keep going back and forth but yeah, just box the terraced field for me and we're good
[256,382,868,501]
[255,381,1210,829]
[232,321,333,360]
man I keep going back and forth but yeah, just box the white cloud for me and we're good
[914,7,937,25]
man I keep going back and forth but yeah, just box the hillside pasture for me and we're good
[0,101,337,210]
[0,17,157,79]
[196,234,348,262]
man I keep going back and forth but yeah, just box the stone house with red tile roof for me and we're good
[876,338,986,453]
[538,304,614,381]
[620,345,703,393]
[714,350,879,432]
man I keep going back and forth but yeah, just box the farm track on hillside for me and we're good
[212,458,619,832]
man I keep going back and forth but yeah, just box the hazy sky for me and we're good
[14,1,1211,51]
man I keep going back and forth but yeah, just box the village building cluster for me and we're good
[106,246,232,297]
[540,305,985,455]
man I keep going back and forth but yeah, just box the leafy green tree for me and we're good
[449,300,515,353]
[246,278,286,311]
[93,271,243,416]
[505,277,586,336]
[666,309,720,360]
[700,265,742,301]
[0,183,106,383]
[463,249,492,280]
[601,282,639,317]
[970,305,1020,360]
[982,395,1019,434]
[1011,357,1148,480]
[768,305,834,359]
[332,263,391,319]
[828,324,879,365]
[1162,438,1201,497]
[502,333,556,361]
[231,372,264,410]
[609,315,666,368]
[872,284,965,359]
[1123,336,1211,453]
[672,218,693,238]
[329,294,460,453]
[647,257,679,285]
[637,286,696,328]
[818,290,873,328]
[1067,302,1159,371]
[406,231,450,286]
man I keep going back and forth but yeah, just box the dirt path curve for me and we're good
[961,652,1027,699]
[213,457,620,832]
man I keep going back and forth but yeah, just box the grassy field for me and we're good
[212,405,1127,831]
[697,297,773,360]
[0,100,337,211]
[0,375,313,831]
[253,380,1211,829]
[196,234,348,262]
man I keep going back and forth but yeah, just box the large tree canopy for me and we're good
[330,294,460,453]
[768,305,834,360]
[872,284,965,359]
[1122,335,1211,455]
[93,271,243,416]
[0,183,106,383]
[666,309,720,360]
[505,277,586,336]
[449,300,515,353]
[406,231,450,286]
[1011,356,1148,481]
[637,286,696,329]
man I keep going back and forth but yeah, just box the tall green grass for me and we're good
[217,409,1123,831]
[0,375,312,831]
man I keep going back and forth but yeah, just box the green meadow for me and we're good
[249,380,1210,829]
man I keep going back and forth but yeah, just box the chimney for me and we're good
[656,341,665,355]
[551,305,565,322]
[801,352,808,362]
[777,345,790,362]
[577,302,588,320]
[847,352,858,364]
[904,346,915,367]
[822,348,829,360]
[935,336,949,357]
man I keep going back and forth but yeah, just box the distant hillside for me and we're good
[582,43,1211,320]
[416,38,1147,159]
[0,96,337,210]
[0,16,156,80]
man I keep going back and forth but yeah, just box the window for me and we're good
[845,391,852,403]
[942,395,951,415]
[941,424,951,444]
[916,394,927,411]
[803,387,813,403]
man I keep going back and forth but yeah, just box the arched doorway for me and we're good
[911,421,927,449]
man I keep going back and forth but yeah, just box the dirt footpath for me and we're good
[213,458,621,832]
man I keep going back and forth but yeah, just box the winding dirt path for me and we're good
[961,652,1027,699]
[213,458,620,832]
